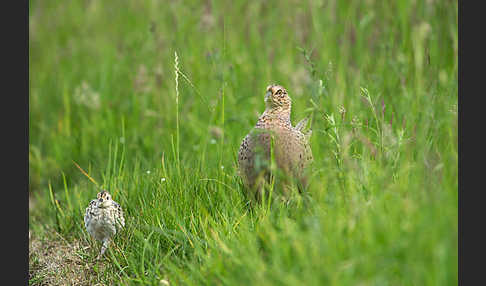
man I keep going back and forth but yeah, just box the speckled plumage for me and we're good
[238,84,313,200]
[84,190,125,258]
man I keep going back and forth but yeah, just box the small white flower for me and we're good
[221,165,224,169]
[161,178,166,182]
[146,170,151,174]
[73,81,101,109]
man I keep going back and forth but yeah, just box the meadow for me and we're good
[29,0,458,285]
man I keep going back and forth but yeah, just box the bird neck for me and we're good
[260,106,291,123]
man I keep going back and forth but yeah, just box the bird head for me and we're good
[264,84,291,110]
[97,190,113,208]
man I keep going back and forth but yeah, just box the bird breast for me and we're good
[85,207,117,241]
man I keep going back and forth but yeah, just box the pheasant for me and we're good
[84,190,125,258]
[238,84,313,201]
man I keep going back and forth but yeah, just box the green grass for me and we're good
[29,0,458,285]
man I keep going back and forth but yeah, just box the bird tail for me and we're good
[295,116,312,139]
[295,117,309,131]
[305,129,312,140]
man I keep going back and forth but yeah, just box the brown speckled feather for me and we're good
[238,84,313,198]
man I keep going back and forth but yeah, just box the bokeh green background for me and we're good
[29,0,457,285]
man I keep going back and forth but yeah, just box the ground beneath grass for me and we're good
[30,232,172,285]
[29,229,98,285]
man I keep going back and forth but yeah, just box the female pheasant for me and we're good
[238,84,313,201]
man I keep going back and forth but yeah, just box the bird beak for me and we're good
[98,199,110,208]
[265,91,272,102]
